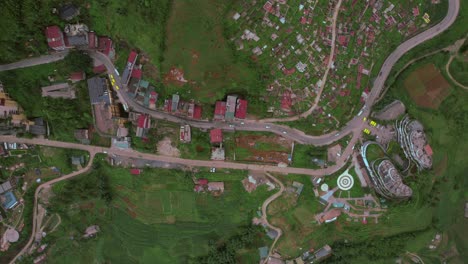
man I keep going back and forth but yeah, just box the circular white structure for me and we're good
[320,183,329,192]
[5,228,19,243]
[337,174,354,191]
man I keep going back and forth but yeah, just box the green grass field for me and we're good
[448,56,468,86]
[43,161,272,263]
[160,0,266,116]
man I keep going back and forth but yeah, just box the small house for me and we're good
[207,182,224,193]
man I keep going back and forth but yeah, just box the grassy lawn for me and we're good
[42,159,273,263]
[87,0,171,68]
[0,62,93,143]
[160,0,267,116]
[291,145,327,169]
[365,143,386,161]
[448,56,468,86]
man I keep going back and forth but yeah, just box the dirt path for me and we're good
[261,0,343,123]
[9,151,96,264]
[261,172,285,263]
[445,55,468,90]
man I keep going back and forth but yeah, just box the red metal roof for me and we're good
[130,169,141,175]
[235,99,248,119]
[424,144,433,156]
[164,99,172,112]
[194,184,204,192]
[137,114,150,128]
[197,178,208,185]
[193,105,202,119]
[88,32,96,49]
[210,129,223,144]
[281,91,292,111]
[214,101,226,119]
[128,51,138,64]
[282,67,296,75]
[45,26,65,50]
[131,68,142,79]
[69,72,85,81]
[93,64,106,73]
[98,37,113,56]
[300,17,307,25]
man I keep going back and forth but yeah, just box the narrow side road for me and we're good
[262,172,285,264]
[0,51,69,72]
[9,151,96,264]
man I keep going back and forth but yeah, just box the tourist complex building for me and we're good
[361,142,412,200]
[396,116,433,171]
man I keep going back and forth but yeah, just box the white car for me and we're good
[265,125,271,129]
[282,131,287,134]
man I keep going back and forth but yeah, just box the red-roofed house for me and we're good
[281,91,292,112]
[194,185,204,193]
[263,1,273,13]
[127,51,137,64]
[235,99,248,119]
[282,67,296,76]
[45,26,66,50]
[193,105,202,119]
[210,129,223,144]
[337,35,349,47]
[98,37,114,59]
[300,17,307,25]
[413,7,420,17]
[88,31,97,49]
[93,64,106,74]
[131,67,142,79]
[214,101,226,120]
[164,99,172,112]
[424,144,433,156]
[130,169,141,175]
[136,114,150,138]
[197,178,208,185]
[69,72,86,83]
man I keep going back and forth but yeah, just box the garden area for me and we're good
[41,159,274,263]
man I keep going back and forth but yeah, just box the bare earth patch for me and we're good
[157,137,181,157]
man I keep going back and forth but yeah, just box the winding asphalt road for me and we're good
[0,0,460,148]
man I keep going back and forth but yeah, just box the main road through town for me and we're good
[0,0,459,148]
[86,0,459,147]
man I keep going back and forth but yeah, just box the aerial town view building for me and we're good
[0,0,466,263]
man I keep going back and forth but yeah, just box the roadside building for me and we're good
[225,95,237,120]
[0,92,20,118]
[98,37,115,59]
[193,105,202,119]
[111,137,131,149]
[29,118,47,136]
[171,94,180,113]
[45,26,66,50]
[122,51,138,85]
[87,77,111,105]
[74,129,90,144]
[235,99,248,119]
[63,24,89,47]
[71,156,85,166]
[214,101,226,120]
[88,31,97,49]
[135,114,151,138]
[210,129,223,144]
[179,125,191,143]
[314,244,332,262]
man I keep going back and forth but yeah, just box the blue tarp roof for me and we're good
[2,191,18,209]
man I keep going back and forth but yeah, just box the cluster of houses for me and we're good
[230,0,433,119]
[0,82,48,137]
[214,95,248,121]
[193,178,225,195]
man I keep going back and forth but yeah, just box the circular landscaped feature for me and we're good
[337,174,354,191]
